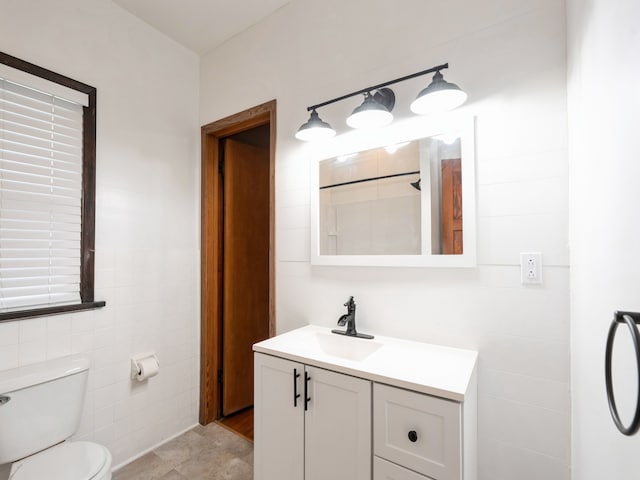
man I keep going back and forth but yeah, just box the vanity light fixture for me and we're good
[410,70,467,115]
[346,88,395,129]
[294,108,336,141]
[295,62,466,141]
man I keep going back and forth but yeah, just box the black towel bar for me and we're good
[605,311,640,436]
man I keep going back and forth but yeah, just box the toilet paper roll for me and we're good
[136,356,159,382]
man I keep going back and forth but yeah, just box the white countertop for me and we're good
[253,325,478,402]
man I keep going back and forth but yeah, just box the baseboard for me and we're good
[111,422,200,472]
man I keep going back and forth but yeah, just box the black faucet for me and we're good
[331,296,374,339]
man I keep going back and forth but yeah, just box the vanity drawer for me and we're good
[374,383,461,480]
[374,456,431,480]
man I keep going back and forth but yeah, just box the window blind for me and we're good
[0,78,83,311]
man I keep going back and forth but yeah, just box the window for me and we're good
[0,51,104,321]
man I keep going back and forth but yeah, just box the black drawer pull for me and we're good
[293,368,301,407]
[304,372,311,411]
[408,430,418,442]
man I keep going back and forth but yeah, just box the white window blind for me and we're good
[0,77,84,311]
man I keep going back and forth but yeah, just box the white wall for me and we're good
[0,0,200,473]
[201,0,570,479]
[567,0,640,477]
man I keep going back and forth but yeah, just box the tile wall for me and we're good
[199,0,571,479]
[0,0,201,474]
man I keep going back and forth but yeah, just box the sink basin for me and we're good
[312,332,383,362]
[254,325,480,401]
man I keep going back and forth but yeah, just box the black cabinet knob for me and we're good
[408,430,418,442]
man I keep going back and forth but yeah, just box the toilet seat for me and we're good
[10,441,111,480]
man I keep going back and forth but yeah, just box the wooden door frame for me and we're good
[200,100,276,424]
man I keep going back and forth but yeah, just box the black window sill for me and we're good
[0,301,106,323]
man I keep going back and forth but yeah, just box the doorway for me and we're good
[200,101,276,439]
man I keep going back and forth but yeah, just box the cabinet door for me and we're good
[304,366,371,480]
[254,353,304,480]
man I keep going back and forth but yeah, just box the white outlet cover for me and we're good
[520,252,542,284]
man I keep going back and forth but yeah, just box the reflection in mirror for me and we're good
[318,135,462,256]
[428,136,462,255]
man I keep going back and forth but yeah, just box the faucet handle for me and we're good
[344,296,355,308]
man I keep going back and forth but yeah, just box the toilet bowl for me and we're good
[9,441,112,480]
[0,356,113,480]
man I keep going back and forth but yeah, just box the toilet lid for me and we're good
[11,441,108,480]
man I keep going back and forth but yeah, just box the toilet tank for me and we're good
[0,355,90,464]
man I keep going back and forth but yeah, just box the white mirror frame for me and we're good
[309,115,476,267]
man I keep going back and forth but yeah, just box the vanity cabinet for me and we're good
[254,353,371,480]
[253,325,477,480]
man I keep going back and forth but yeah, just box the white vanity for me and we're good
[253,325,478,480]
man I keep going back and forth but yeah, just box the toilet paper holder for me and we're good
[130,353,159,380]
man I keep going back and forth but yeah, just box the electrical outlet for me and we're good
[520,252,542,284]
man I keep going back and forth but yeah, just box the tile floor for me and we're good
[112,423,253,480]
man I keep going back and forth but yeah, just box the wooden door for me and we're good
[200,101,276,426]
[304,366,372,480]
[441,158,463,255]
[222,138,270,416]
[254,353,304,480]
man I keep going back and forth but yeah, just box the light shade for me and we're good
[295,109,336,141]
[346,89,394,129]
[410,70,467,115]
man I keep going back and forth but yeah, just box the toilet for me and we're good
[0,355,112,480]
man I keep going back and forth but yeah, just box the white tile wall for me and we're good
[200,0,570,479]
[0,0,200,471]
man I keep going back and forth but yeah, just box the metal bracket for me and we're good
[615,311,640,324]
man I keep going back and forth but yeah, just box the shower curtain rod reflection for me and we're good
[319,170,420,190]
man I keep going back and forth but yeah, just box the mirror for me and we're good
[310,117,476,267]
